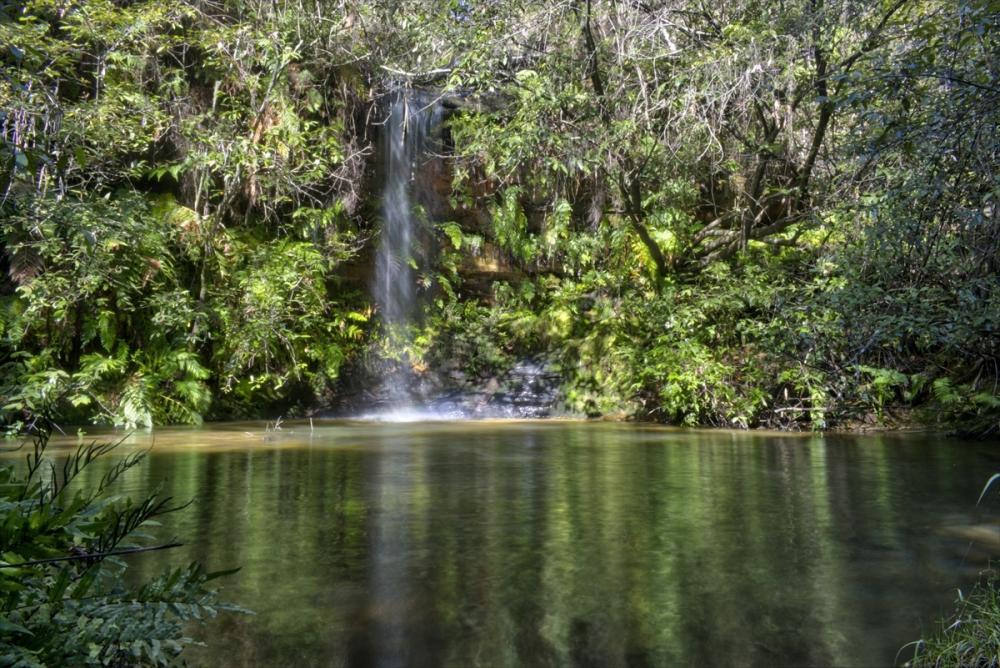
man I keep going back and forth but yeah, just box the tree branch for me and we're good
[1,542,184,569]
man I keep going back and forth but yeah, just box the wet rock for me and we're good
[324,357,567,419]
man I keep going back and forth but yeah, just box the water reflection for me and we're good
[45,422,1000,666]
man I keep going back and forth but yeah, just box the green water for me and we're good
[39,421,1000,666]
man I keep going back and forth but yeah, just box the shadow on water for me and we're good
[36,421,1000,667]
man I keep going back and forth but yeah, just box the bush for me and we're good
[0,422,242,666]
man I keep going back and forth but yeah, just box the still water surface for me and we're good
[36,421,1000,666]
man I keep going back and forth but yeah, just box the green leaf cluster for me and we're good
[0,425,243,666]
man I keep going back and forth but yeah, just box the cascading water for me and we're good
[373,90,442,412]
[362,89,563,421]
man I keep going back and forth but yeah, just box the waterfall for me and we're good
[374,90,442,409]
[361,90,563,421]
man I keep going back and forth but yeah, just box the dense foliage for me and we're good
[433,0,1000,431]
[0,423,239,665]
[1,0,374,427]
[2,0,998,432]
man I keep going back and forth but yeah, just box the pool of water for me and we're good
[24,420,1000,666]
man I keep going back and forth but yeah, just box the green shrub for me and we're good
[0,423,243,666]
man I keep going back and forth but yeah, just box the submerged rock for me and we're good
[941,524,1000,554]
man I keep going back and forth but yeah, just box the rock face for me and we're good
[328,358,565,419]
[425,359,564,418]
